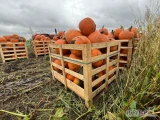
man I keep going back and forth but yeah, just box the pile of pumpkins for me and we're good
[52,17,140,89]
[0,34,26,58]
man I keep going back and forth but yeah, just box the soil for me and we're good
[0,57,89,120]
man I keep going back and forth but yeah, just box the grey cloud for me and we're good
[0,0,150,39]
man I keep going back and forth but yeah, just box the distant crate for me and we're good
[32,40,55,57]
[0,42,28,63]
[49,41,120,108]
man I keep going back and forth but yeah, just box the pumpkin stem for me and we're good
[120,25,123,29]
[111,30,114,35]
[70,40,75,44]
[128,26,132,31]
[102,25,104,28]
[55,29,57,35]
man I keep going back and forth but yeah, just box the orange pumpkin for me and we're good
[119,29,134,40]
[88,30,102,43]
[129,26,138,38]
[0,37,7,42]
[79,17,96,36]
[93,72,104,88]
[10,38,19,42]
[92,49,103,68]
[34,35,41,40]
[73,78,83,86]
[53,59,68,72]
[121,49,128,54]
[12,34,19,39]
[99,25,108,35]
[68,54,82,71]
[5,43,13,47]
[106,30,115,39]
[70,36,91,56]
[100,34,110,42]
[3,35,11,41]
[19,37,26,42]
[66,74,75,81]
[114,26,123,39]
[55,39,70,55]
[65,29,83,43]
[58,31,65,38]
[53,36,59,41]
[110,39,118,52]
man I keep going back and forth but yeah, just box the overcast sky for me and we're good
[0,0,150,39]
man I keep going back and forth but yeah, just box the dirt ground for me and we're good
[0,56,94,120]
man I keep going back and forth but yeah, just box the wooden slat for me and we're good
[108,75,116,84]
[91,54,106,62]
[66,79,85,99]
[109,68,117,76]
[54,71,85,99]
[119,60,127,63]
[4,57,16,60]
[4,54,15,57]
[109,59,118,66]
[92,64,106,76]
[120,54,127,56]
[92,74,106,87]
[92,83,106,98]
[65,68,84,81]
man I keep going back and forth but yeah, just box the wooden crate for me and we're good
[0,42,28,63]
[32,40,55,57]
[48,42,121,108]
[118,40,133,69]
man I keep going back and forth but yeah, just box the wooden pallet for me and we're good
[32,40,55,57]
[48,41,121,108]
[0,42,28,63]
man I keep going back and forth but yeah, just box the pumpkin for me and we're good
[65,29,83,43]
[88,30,102,43]
[5,43,13,47]
[106,30,115,39]
[93,71,104,88]
[73,78,83,87]
[53,59,67,72]
[79,17,96,36]
[99,25,108,35]
[58,31,65,38]
[53,36,59,41]
[19,37,26,42]
[17,43,25,46]
[12,34,19,39]
[34,35,41,40]
[110,39,118,52]
[10,38,19,42]
[3,35,11,41]
[114,26,123,39]
[121,49,128,54]
[55,39,70,55]
[91,49,103,68]
[68,54,82,71]
[0,37,7,42]
[70,36,91,56]
[66,74,75,81]
[129,26,138,38]
[100,34,110,42]
[119,28,134,40]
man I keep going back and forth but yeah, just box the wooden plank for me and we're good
[92,74,106,87]
[127,40,133,68]
[92,64,106,76]
[119,60,127,63]
[49,44,83,50]
[4,54,15,57]
[4,57,16,60]
[109,67,117,76]
[65,68,84,81]
[82,44,92,108]
[120,54,127,56]
[92,83,106,98]
[108,75,116,84]
[54,70,85,100]
[109,59,118,66]
[66,79,85,99]
[91,54,106,62]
